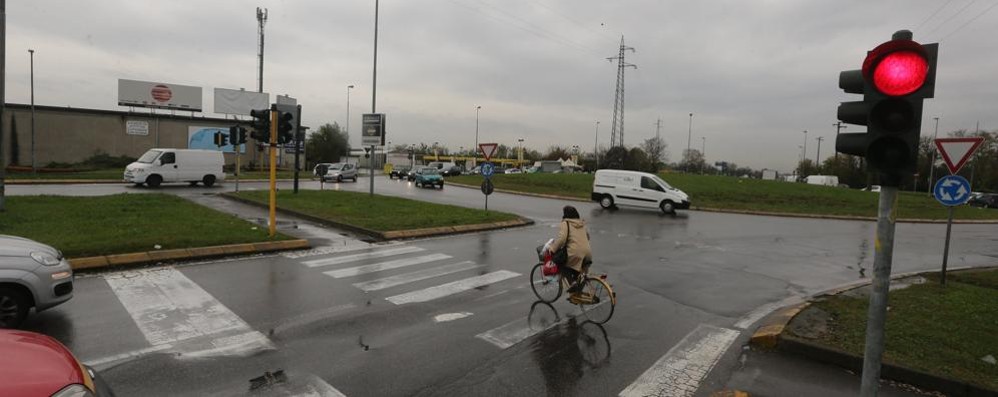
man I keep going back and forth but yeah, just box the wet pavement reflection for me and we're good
[528,301,612,396]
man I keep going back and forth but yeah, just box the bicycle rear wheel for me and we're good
[579,276,615,324]
[530,263,562,303]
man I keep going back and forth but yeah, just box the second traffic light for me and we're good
[249,108,271,143]
[229,125,248,145]
[835,30,938,186]
[213,131,228,147]
[276,111,294,144]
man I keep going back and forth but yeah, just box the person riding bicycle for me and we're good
[547,206,592,294]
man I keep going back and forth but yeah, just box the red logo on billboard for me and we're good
[151,84,173,102]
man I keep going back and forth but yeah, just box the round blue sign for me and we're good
[934,175,972,206]
[481,162,495,178]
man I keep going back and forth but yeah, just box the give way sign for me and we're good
[479,143,499,162]
[935,137,985,174]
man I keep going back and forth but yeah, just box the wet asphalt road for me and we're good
[10,178,998,396]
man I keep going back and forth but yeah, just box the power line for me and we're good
[914,0,954,31]
[926,0,977,36]
[530,0,618,46]
[445,0,602,56]
[939,1,998,41]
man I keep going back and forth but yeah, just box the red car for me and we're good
[0,329,114,396]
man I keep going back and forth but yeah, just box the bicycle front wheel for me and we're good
[530,263,562,303]
[580,277,615,324]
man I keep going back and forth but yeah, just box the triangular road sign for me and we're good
[935,137,984,174]
[479,143,499,161]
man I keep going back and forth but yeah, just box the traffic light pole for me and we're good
[370,145,375,196]
[268,105,278,238]
[235,141,241,193]
[859,185,899,397]
[293,104,302,194]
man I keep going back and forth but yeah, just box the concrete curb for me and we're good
[68,239,310,271]
[447,181,998,224]
[749,266,998,396]
[220,193,535,241]
[6,178,298,185]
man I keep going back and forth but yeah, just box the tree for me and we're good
[604,146,627,169]
[679,149,705,173]
[305,123,350,166]
[796,158,819,177]
[543,145,571,160]
[821,154,866,187]
[624,147,651,171]
[641,136,668,171]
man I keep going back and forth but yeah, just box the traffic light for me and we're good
[249,108,271,143]
[835,30,938,186]
[213,131,228,147]
[229,126,248,145]
[276,111,294,144]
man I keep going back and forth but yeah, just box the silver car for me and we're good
[322,163,358,183]
[0,235,74,328]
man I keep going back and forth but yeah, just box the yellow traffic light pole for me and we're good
[268,108,278,237]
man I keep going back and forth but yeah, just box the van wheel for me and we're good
[0,287,30,329]
[202,175,216,187]
[599,195,614,209]
[337,176,343,183]
[146,175,163,188]
[660,200,676,214]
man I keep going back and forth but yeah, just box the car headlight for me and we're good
[52,384,94,397]
[31,251,61,266]
[134,168,145,174]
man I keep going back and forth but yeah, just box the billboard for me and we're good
[214,88,269,116]
[188,126,245,153]
[362,113,385,146]
[118,79,203,111]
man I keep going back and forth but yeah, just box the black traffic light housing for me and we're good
[249,108,271,143]
[276,111,294,144]
[229,125,248,145]
[835,30,938,186]
[213,131,229,147]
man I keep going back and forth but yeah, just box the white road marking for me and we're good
[271,303,357,335]
[283,242,390,260]
[84,344,173,369]
[476,313,569,349]
[323,253,452,278]
[433,312,473,323]
[619,324,740,397]
[385,270,520,305]
[301,246,425,268]
[733,296,804,330]
[352,261,479,291]
[104,268,274,358]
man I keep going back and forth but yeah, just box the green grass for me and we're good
[7,169,124,180]
[0,194,287,258]
[231,190,519,232]
[805,269,998,390]
[235,170,297,180]
[449,173,998,220]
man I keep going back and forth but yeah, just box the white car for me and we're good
[505,168,523,174]
[125,149,226,188]
[0,235,74,328]
[591,169,690,214]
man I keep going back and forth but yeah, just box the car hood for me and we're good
[421,174,443,180]
[0,235,59,258]
[0,330,86,397]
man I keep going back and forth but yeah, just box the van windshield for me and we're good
[652,176,673,190]
[137,150,162,163]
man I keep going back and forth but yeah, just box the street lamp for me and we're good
[474,105,482,164]
[517,138,524,166]
[29,49,35,174]
[346,85,354,136]
[594,120,600,170]
[687,113,693,172]
[928,116,940,196]
[701,136,706,175]
[802,130,808,164]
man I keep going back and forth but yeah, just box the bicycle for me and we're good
[530,249,616,324]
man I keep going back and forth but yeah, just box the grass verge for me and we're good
[799,269,998,390]
[0,194,288,258]
[231,190,519,232]
[449,173,998,220]
[7,169,124,180]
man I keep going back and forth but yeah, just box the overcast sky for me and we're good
[7,0,997,171]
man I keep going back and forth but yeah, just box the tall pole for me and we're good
[29,49,34,174]
[370,0,379,197]
[802,130,808,165]
[607,36,635,148]
[687,113,693,171]
[292,104,302,194]
[594,121,600,170]
[927,117,939,196]
[859,186,899,396]
[700,136,706,175]
[815,136,824,166]
[0,0,6,212]
[346,85,354,136]
[834,122,844,160]
[474,105,481,166]
[268,105,278,238]
[256,7,267,93]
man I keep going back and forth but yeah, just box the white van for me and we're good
[124,149,226,188]
[805,175,839,187]
[592,170,690,214]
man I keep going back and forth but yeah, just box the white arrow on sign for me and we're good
[935,137,984,175]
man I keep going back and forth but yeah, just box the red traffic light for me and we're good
[863,39,930,97]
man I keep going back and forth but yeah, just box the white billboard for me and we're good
[118,79,203,111]
[214,88,269,116]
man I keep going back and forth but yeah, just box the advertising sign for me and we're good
[214,88,269,116]
[362,113,386,146]
[188,126,245,153]
[118,79,203,111]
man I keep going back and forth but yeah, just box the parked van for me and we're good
[592,170,690,214]
[805,175,839,187]
[124,149,226,188]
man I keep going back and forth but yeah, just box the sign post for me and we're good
[933,137,984,285]
[363,114,386,196]
[479,143,498,212]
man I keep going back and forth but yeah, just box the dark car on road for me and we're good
[969,193,998,209]
[390,165,411,179]
[413,167,444,189]
[442,165,463,177]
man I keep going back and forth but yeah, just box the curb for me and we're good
[6,178,299,185]
[749,266,998,396]
[68,239,310,270]
[447,181,998,224]
[220,193,535,241]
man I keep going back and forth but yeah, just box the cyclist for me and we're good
[547,205,592,294]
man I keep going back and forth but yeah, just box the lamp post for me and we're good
[346,84,354,136]
[28,48,35,174]
[517,138,524,167]
[474,105,481,165]
[594,120,600,170]
[927,117,939,196]
[686,113,693,172]
[701,136,706,174]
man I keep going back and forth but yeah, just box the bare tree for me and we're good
[642,136,668,170]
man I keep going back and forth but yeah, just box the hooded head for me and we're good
[563,205,580,220]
